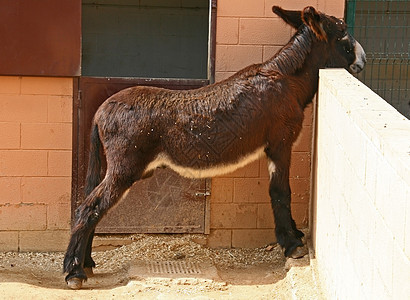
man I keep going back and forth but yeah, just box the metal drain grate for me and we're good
[147,261,202,275]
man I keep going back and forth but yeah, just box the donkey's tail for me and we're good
[84,123,103,197]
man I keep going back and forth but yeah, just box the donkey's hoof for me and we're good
[67,277,83,290]
[84,267,94,278]
[289,245,308,259]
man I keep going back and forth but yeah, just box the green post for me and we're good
[346,0,357,35]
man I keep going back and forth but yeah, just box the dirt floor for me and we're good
[0,234,325,299]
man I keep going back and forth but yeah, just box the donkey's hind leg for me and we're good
[63,171,137,289]
[265,148,307,258]
[83,229,96,277]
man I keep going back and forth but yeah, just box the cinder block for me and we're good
[293,125,312,152]
[290,152,311,179]
[47,203,71,230]
[0,150,48,176]
[19,230,70,252]
[216,17,239,45]
[259,156,270,179]
[0,231,19,251]
[48,95,72,123]
[233,178,270,203]
[22,177,71,204]
[0,177,21,204]
[232,228,276,248]
[21,77,73,96]
[218,0,265,17]
[0,203,46,230]
[210,203,257,229]
[291,202,309,227]
[215,71,236,82]
[0,122,20,149]
[21,123,72,150]
[216,45,263,72]
[48,151,72,176]
[265,0,312,15]
[263,46,282,61]
[0,94,48,122]
[211,177,234,203]
[206,229,232,248]
[239,18,291,45]
[257,203,274,228]
[290,178,310,204]
[317,0,345,18]
[0,76,21,94]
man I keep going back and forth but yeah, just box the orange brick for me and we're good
[318,0,345,18]
[216,17,239,45]
[218,0,265,17]
[232,228,276,247]
[265,0,312,14]
[233,178,270,203]
[19,230,70,251]
[211,177,233,203]
[21,77,73,96]
[0,150,48,176]
[290,152,311,179]
[47,203,71,230]
[21,123,72,150]
[303,103,314,126]
[263,45,282,61]
[239,18,291,45]
[206,229,232,248]
[0,122,20,149]
[48,95,72,123]
[0,94,48,122]
[0,231,19,251]
[259,156,270,179]
[0,203,46,230]
[257,203,275,228]
[0,177,21,204]
[216,45,263,72]
[293,125,313,152]
[22,177,71,204]
[211,203,257,229]
[215,71,236,82]
[48,150,72,176]
[290,178,310,204]
[0,76,21,94]
[291,202,309,227]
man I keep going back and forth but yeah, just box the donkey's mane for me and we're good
[261,25,315,75]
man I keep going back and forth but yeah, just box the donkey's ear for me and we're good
[272,6,303,29]
[302,6,327,41]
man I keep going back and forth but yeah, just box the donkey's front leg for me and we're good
[266,149,306,258]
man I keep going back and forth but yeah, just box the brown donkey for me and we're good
[64,6,366,289]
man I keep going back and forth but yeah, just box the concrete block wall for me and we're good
[206,0,345,248]
[313,69,410,299]
[0,76,72,251]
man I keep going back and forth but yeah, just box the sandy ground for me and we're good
[0,234,325,299]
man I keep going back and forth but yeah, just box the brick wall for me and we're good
[205,0,345,248]
[314,69,410,299]
[0,76,72,251]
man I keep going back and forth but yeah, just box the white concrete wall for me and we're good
[313,69,410,299]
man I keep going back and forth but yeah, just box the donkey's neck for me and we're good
[261,26,328,108]
[261,26,314,76]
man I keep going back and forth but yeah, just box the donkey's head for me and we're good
[273,6,366,74]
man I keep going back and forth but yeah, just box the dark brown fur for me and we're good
[64,6,365,288]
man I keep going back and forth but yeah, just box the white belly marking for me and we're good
[144,146,266,179]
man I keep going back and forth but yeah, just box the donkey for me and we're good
[64,6,366,289]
